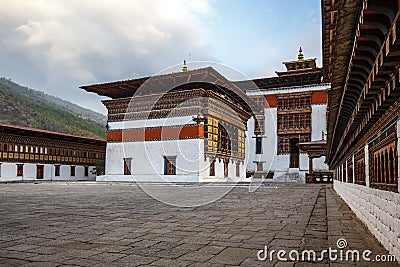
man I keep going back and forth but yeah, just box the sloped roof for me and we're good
[0,123,106,146]
[234,69,323,91]
[81,67,257,114]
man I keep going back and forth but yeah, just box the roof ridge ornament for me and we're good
[182,60,188,72]
[298,47,304,60]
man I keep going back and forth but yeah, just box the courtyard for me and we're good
[0,183,397,266]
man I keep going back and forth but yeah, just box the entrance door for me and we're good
[36,165,44,179]
[289,138,299,168]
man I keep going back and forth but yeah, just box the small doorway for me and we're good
[36,165,44,179]
[289,138,299,168]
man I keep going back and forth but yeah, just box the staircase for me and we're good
[275,172,305,183]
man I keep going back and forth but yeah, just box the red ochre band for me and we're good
[107,125,205,142]
[264,90,327,107]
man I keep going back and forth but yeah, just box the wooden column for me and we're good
[397,120,400,192]
[352,154,355,184]
[365,144,369,187]
[309,156,313,175]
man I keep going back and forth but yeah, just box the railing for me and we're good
[306,172,333,183]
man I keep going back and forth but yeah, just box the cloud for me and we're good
[0,0,217,113]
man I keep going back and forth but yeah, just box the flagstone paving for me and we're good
[0,183,397,266]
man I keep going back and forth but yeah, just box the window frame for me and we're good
[164,156,177,175]
[70,166,76,177]
[55,165,61,177]
[255,136,263,154]
[123,158,132,175]
[17,164,23,177]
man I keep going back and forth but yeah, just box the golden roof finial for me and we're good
[182,60,188,72]
[298,47,304,60]
[322,131,325,140]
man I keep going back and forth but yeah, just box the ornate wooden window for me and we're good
[238,129,245,158]
[206,117,219,153]
[205,117,245,159]
[218,124,232,155]
[277,113,311,131]
[250,96,265,108]
[278,136,290,154]
[164,156,176,175]
[123,158,132,175]
[277,94,311,110]
[355,149,366,185]
[254,117,265,134]
[347,159,353,183]
[368,122,397,192]
[278,134,310,154]
[277,94,312,153]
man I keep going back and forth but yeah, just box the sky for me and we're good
[0,0,322,114]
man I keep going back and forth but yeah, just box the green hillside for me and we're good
[0,78,106,139]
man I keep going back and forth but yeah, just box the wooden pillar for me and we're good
[365,144,370,187]
[397,119,400,192]
[308,156,313,175]
[352,154,355,184]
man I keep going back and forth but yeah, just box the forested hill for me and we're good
[0,78,106,139]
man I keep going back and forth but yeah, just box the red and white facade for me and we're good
[241,51,330,181]
[82,67,255,182]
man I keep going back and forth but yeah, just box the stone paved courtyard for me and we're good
[0,183,397,267]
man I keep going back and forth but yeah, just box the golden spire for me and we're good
[298,47,304,60]
[182,60,188,72]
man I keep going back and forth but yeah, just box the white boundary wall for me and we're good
[0,162,96,181]
[334,180,400,262]
[100,139,249,183]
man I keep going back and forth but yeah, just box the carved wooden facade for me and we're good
[0,124,106,180]
[0,124,105,166]
[323,0,400,193]
[368,122,398,192]
[277,93,312,154]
